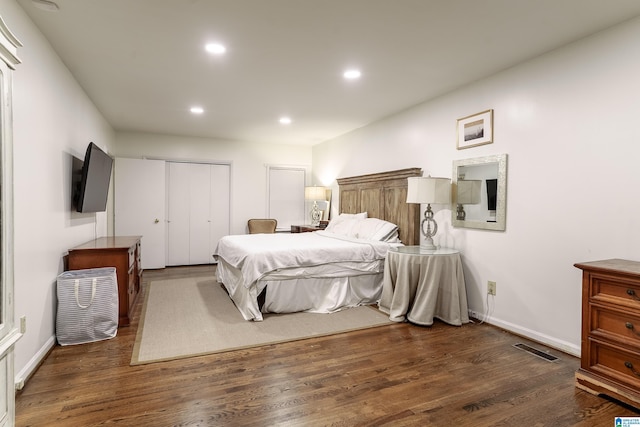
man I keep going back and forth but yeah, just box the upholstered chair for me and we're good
[247,219,277,234]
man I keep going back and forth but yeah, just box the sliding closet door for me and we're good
[166,162,191,266]
[167,162,230,266]
[210,164,231,256]
[189,163,213,265]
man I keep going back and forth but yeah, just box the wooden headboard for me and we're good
[336,168,423,246]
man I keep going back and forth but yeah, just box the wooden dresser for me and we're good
[575,258,640,408]
[67,236,142,327]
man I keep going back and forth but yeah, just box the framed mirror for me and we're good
[452,154,507,231]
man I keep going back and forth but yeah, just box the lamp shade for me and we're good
[406,177,451,204]
[304,186,326,201]
[456,180,482,204]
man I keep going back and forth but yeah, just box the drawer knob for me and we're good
[625,361,640,377]
[627,289,640,301]
[625,322,640,336]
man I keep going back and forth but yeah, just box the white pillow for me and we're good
[325,217,360,236]
[348,218,399,242]
[324,212,368,234]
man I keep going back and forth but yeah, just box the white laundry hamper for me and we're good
[56,267,119,345]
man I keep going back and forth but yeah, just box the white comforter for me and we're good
[214,230,394,288]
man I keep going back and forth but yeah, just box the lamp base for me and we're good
[420,237,437,251]
[420,205,438,251]
[310,201,321,227]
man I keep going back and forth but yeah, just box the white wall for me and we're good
[313,16,640,356]
[3,1,116,383]
[113,132,312,235]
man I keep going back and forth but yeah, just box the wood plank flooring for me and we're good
[15,265,640,426]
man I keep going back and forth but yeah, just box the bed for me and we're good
[214,168,423,321]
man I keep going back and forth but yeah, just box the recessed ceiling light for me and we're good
[190,106,204,114]
[32,0,59,12]
[279,117,292,125]
[205,43,226,55]
[343,69,362,80]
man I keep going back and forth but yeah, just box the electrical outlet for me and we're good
[487,281,497,296]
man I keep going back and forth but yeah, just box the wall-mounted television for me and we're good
[486,178,497,211]
[75,142,113,213]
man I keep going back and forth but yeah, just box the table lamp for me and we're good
[304,186,326,226]
[407,176,451,250]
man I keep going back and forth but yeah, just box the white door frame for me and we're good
[0,15,22,427]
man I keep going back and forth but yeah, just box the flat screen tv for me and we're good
[486,178,497,211]
[75,142,113,213]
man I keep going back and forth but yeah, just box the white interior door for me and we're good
[268,166,306,229]
[114,158,166,269]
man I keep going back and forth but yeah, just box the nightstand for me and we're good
[291,225,323,233]
[379,246,469,326]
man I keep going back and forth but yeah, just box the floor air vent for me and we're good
[513,343,558,362]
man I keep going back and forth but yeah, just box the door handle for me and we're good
[154,218,160,224]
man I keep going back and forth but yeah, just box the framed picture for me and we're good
[457,109,493,150]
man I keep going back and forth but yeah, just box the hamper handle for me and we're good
[74,278,97,309]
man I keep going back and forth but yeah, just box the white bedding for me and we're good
[214,230,399,321]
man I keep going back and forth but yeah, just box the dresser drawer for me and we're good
[590,274,640,309]
[128,269,136,310]
[588,338,640,390]
[590,304,640,345]
[128,247,135,268]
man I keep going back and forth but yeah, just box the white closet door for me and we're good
[167,162,191,266]
[189,163,212,264]
[210,164,231,258]
[167,162,231,266]
[114,158,166,269]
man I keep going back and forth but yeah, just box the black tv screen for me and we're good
[486,178,497,211]
[76,142,113,213]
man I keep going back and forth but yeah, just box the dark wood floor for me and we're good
[15,265,640,426]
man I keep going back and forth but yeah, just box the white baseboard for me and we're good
[15,335,56,390]
[469,310,580,357]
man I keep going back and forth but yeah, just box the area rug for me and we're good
[131,277,394,365]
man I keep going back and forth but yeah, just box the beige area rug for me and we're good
[131,277,394,365]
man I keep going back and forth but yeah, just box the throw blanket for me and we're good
[214,231,393,288]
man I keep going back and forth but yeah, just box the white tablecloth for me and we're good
[378,248,470,326]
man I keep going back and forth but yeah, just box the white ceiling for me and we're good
[16,0,640,146]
